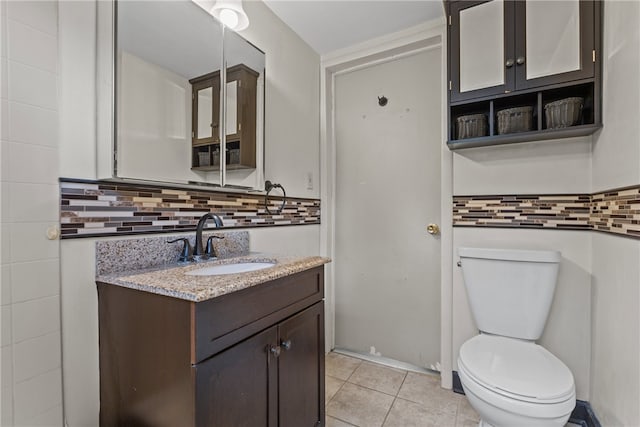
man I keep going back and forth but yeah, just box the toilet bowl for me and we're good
[458,334,575,427]
[457,247,576,427]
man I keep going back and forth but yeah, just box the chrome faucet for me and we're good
[193,213,224,261]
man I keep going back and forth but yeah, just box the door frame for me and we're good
[320,18,454,389]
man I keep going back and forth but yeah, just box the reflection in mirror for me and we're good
[115,0,264,190]
[223,29,265,189]
[197,87,213,140]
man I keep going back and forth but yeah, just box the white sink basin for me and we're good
[185,262,276,276]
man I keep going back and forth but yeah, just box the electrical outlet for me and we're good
[306,172,313,190]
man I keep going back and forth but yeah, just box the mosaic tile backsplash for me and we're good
[60,179,320,239]
[453,185,640,239]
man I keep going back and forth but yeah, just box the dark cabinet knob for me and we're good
[516,56,526,65]
[281,340,292,351]
[505,58,515,68]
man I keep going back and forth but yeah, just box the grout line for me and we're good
[328,414,359,427]
[396,370,409,397]
[380,397,395,427]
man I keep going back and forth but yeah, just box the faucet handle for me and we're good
[205,235,224,259]
[167,238,193,262]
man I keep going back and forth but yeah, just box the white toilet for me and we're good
[457,247,576,427]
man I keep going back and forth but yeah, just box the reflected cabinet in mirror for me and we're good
[113,0,265,189]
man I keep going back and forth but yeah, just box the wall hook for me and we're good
[378,96,388,107]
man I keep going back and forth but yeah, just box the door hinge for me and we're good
[448,15,452,26]
[449,81,452,91]
[592,50,596,62]
[191,131,195,138]
[192,93,195,100]
[238,123,242,131]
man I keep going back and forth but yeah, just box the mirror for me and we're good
[113,0,265,190]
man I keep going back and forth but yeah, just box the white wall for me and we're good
[591,0,640,193]
[588,2,640,425]
[56,1,322,425]
[240,1,320,199]
[1,1,63,425]
[117,51,204,184]
[452,136,592,195]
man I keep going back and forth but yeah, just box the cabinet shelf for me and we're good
[447,123,601,150]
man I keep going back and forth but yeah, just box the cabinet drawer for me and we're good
[193,266,324,363]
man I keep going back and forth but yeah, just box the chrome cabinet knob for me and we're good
[516,56,526,65]
[269,345,281,357]
[505,58,515,68]
[281,340,292,351]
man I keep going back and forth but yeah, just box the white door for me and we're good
[334,48,442,369]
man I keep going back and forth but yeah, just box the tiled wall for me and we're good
[60,179,321,239]
[1,2,64,425]
[453,185,640,239]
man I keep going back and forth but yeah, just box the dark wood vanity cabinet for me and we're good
[98,267,325,427]
[446,0,602,149]
[190,64,258,171]
[196,303,324,427]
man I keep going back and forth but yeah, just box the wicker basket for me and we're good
[456,114,488,139]
[497,106,534,134]
[545,97,583,129]
[198,152,210,167]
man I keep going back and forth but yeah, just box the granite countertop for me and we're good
[96,253,330,302]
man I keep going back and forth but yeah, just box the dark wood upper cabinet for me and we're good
[190,64,258,170]
[447,0,602,149]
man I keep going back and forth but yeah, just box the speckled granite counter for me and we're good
[96,253,330,302]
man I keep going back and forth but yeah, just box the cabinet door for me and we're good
[278,302,325,427]
[195,326,278,427]
[449,0,516,102]
[515,0,595,90]
[192,77,221,146]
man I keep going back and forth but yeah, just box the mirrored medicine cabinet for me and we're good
[97,0,265,191]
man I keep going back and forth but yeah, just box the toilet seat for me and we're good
[459,334,575,404]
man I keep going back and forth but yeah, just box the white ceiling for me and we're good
[262,0,445,55]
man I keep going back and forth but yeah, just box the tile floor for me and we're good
[325,352,480,427]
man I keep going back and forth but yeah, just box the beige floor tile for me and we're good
[397,372,460,415]
[457,395,480,421]
[326,415,357,427]
[326,352,362,381]
[326,375,345,403]
[348,362,407,396]
[327,382,395,427]
[455,415,480,427]
[383,398,457,427]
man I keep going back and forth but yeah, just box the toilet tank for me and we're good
[458,247,561,341]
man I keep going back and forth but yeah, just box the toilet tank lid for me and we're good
[458,247,561,263]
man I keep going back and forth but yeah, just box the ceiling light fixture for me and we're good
[211,0,249,31]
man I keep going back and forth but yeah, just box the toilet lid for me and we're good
[459,334,574,402]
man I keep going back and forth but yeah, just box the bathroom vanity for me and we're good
[96,253,328,427]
